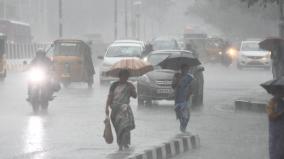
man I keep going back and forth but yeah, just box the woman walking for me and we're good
[105,69,137,150]
[267,90,284,159]
[172,64,194,133]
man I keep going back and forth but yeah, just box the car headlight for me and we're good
[227,48,237,58]
[265,52,271,58]
[101,63,112,71]
[143,57,148,62]
[139,75,151,83]
[28,67,46,83]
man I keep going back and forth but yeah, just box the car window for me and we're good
[241,42,263,51]
[152,40,178,50]
[54,42,81,56]
[106,45,141,57]
[147,54,170,66]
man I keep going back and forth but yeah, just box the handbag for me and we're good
[103,117,113,144]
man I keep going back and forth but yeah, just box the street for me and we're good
[0,64,271,159]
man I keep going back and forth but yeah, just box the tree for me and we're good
[186,0,279,38]
[241,0,284,37]
[241,0,279,7]
[241,0,277,7]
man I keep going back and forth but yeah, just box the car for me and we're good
[237,40,271,70]
[137,50,204,107]
[113,40,146,48]
[99,41,145,84]
[151,37,180,51]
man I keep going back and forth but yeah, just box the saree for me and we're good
[269,98,284,159]
[109,82,135,147]
[174,73,193,132]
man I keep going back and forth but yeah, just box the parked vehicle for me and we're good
[138,50,204,107]
[237,40,271,70]
[0,19,32,43]
[47,39,95,88]
[99,41,145,84]
[0,34,7,80]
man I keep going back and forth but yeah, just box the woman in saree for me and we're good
[172,64,194,133]
[267,89,284,159]
[105,69,137,150]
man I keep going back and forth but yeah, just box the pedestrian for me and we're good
[266,89,284,159]
[271,45,284,79]
[172,64,194,133]
[82,44,95,85]
[105,69,137,150]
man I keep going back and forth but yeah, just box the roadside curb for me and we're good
[128,134,200,159]
[234,100,266,113]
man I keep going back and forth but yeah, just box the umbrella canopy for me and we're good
[106,58,154,77]
[158,52,201,70]
[261,77,284,94]
[259,37,284,51]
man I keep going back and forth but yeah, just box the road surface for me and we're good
[0,64,271,159]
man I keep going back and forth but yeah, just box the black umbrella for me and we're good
[261,77,284,94]
[158,51,201,70]
[259,37,284,51]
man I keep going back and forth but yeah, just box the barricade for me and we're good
[5,42,50,71]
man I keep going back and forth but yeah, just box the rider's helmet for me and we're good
[35,48,46,57]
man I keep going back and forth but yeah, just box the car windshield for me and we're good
[241,42,263,51]
[106,45,141,57]
[54,42,81,56]
[147,53,170,66]
[152,40,177,50]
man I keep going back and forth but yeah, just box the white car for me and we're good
[237,40,271,70]
[99,42,144,84]
[113,40,146,48]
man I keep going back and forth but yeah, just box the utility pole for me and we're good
[58,0,63,37]
[114,0,118,40]
[3,0,7,19]
[280,0,284,38]
[124,0,128,38]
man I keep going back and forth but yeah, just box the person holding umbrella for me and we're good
[261,78,284,159]
[159,51,200,133]
[105,69,137,151]
[172,64,194,133]
[259,38,284,78]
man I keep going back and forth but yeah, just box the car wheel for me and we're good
[87,82,93,88]
[32,103,40,114]
[145,99,152,107]
[100,79,108,86]
[138,96,144,106]
[237,63,243,70]
[63,81,70,88]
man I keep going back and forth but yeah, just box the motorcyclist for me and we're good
[27,49,59,102]
[30,49,52,69]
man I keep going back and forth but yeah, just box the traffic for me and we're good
[0,1,282,159]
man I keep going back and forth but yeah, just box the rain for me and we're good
[0,0,283,159]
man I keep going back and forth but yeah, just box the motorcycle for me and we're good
[27,66,59,113]
[221,47,238,67]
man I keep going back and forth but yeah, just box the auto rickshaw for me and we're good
[0,34,7,80]
[48,39,95,88]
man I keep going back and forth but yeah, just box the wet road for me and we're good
[0,64,271,159]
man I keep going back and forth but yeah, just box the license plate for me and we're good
[61,74,70,78]
[157,89,171,94]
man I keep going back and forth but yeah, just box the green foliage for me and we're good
[240,0,279,7]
